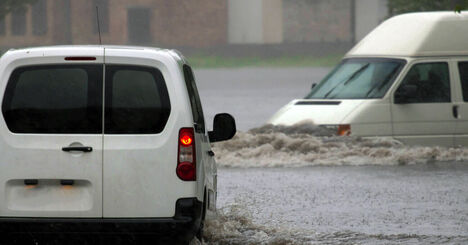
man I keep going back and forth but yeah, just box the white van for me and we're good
[0,46,235,243]
[269,12,468,147]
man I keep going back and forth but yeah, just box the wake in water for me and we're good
[204,203,309,244]
[202,203,468,245]
[212,121,468,167]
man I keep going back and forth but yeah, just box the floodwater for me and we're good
[194,68,468,245]
[208,164,468,245]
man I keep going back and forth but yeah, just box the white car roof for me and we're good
[347,11,468,58]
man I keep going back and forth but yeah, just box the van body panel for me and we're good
[268,99,364,126]
[0,135,103,218]
[348,12,468,57]
[0,47,105,218]
[391,103,455,138]
[179,64,216,210]
[449,58,468,146]
[341,100,392,136]
[391,135,453,147]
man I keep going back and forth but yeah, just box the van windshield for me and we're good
[306,58,406,99]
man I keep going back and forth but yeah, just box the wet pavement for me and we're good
[207,164,468,244]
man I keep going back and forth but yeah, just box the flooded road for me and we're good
[207,164,468,244]
[194,68,468,244]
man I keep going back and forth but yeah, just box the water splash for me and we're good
[202,203,468,245]
[212,122,468,168]
[203,203,317,245]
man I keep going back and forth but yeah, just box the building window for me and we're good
[0,16,5,36]
[11,7,27,36]
[127,8,151,44]
[93,0,109,33]
[32,0,47,35]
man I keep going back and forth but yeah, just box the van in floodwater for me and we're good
[0,45,236,243]
[268,11,468,147]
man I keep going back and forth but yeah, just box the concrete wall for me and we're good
[228,0,283,44]
[262,0,283,44]
[355,0,388,41]
[228,0,263,44]
[227,0,389,45]
[282,0,353,43]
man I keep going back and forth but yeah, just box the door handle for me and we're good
[62,146,93,152]
[453,105,459,119]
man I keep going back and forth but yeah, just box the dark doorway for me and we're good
[127,8,151,45]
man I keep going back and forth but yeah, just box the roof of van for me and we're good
[347,11,468,57]
[8,45,164,52]
[2,45,185,61]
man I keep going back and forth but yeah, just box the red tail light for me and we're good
[177,128,196,181]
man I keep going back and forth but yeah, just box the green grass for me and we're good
[187,54,343,68]
[0,48,343,68]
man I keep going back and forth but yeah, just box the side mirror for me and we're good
[395,84,417,104]
[208,113,236,143]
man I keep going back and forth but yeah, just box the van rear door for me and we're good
[0,53,104,217]
[102,48,180,217]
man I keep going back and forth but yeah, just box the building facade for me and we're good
[228,0,389,45]
[0,0,227,48]
[0,0,388,49]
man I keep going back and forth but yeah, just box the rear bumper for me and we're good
[0,198,202,239]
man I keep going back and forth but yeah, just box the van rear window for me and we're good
[2,65,103,134]
[2,65,170,134]
[104,65,170,134]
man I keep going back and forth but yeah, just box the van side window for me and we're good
[2,65,103,134]
[105,65,170,134]
[458,62,468,101]
[183,65,205,133]
[395,62,450,103]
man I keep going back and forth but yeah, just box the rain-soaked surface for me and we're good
[207,164,468,244]
[194,68,468,244]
